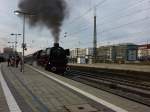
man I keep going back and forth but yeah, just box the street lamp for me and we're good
[14,10,26,72]
[14,10,34,72]
[8,41,15,49]
[10,33,21,53]
[64,32,67,38]
[14,10,37,72]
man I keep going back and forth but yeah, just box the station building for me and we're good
[1,47,21,61]
[2,47,14,60]
[3,47,14,54]
[96,43,138,63]
[70,48,93,64]
[138,44,150,61]
[70,43,138,64]
[96,45,116,63]
[114,43,138,63]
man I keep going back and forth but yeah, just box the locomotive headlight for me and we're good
[51,67,56,72]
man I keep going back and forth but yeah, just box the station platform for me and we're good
[69,63,150,73]
[0,81,9,112]
[0,63,150,112]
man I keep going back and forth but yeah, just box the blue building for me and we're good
[97,43,138,63]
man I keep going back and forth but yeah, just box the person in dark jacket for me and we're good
[15,56,21,68]
[7,56,11,67]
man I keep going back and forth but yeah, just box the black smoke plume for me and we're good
[18,0,68,43]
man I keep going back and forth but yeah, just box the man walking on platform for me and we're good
[7,56,11,67]
[15,55,21,68]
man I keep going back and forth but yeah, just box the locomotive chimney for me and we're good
[54,43,59,47]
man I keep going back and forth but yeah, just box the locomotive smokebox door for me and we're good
[65,49,70,56]
[54,43,59,47]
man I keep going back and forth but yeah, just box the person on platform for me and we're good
[10,56,15,67]
[7,56,11,67]
[15,55,21,68]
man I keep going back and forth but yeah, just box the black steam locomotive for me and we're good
[25,43,70,73]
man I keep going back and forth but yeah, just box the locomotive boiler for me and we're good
[26,43,70,73]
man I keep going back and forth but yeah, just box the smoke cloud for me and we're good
[18,0,68,43]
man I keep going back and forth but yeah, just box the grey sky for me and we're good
[0,0,150,54]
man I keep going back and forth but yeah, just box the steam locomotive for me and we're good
[25,43,70,73]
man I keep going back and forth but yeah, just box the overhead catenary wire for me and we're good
[67,26,150,49]
[65,0,150,37]
[66,0,107,25]
[97,7,150,27]
[81,29,150,46]
[97,17,150,35]
[66,0,148,29]
[96,0,149,23]
[63,0,150,49]
[102,29,150,41]
[67,4,150,36]
[67,16,150,37]
[67,26,90,37]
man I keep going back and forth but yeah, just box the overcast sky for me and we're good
[0,0,150,54]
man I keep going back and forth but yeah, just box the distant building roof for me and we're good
[3,47,14,54]
[138,44,150,49]
[98,43,137,48]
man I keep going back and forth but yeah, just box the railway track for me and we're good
[64,70,150,107]
[70,70,150,90]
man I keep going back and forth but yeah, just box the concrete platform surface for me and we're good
[1,63,116,112]
[0,63,150,112]
[31,64,150,112]
[69,63,150,73]
[0,82,9,112]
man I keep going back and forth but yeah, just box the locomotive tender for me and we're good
[26,43,70,73]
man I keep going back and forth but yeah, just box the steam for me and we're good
[18,0,68,43]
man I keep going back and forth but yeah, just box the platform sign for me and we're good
[127,50,137,61]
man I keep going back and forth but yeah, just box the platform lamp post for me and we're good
[14,10,26,72]
[10,33,22,54]
[14,10,37,72]
[14,10,35,72]
[64,32,67,38]
[8,41,15,49]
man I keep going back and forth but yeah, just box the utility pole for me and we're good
[146,40,149,61]
[22,14,26,72]
[93,7,97,63]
